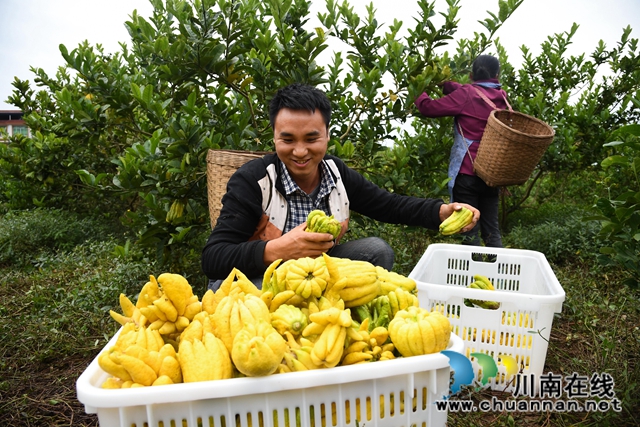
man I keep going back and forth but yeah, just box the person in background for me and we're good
[202,83,480,289]
[414,54,508,248]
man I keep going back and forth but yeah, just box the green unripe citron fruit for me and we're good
[305,210,341,239]
[271,304,308,335]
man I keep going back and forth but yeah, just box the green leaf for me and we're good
[612,124,640,138]
[142,85,153,106]
[75,169,95,185]
[601,155,628,168]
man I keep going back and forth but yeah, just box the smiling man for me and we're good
[201,83,479,289]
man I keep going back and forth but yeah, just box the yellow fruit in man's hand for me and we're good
[439,207,473,235]
[305,210,341,239]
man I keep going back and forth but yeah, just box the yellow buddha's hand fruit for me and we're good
[332,258,381,308]
[439,207,473,235]
[231,320,287,377]
[376,265,416,295]
[466,275,500,309]
[213,292,270,354]
[157,272,194,317]
[271,304,308,336]
[305,210,341,240]
[388,306,452,357]
[387,287,419,318]
[110,353,158,386]
[178,332,233,382]
[285,256,329,299]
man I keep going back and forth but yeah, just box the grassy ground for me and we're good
[0,238,154,426]
[0,217,639,426]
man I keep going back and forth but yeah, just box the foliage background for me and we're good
[1,0,639,284]
[0,0,639,425]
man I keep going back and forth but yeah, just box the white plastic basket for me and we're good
[77,330,463,427]
[409,244,565,392]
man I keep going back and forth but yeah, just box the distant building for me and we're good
[0,110,30,140]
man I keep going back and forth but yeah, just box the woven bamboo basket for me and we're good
[206,149,270,229]
[474,109,555,187]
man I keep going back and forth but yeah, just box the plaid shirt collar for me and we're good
[280,159,335,198]
[280,159,336,232]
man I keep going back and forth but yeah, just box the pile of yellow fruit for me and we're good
[97,253,452,389]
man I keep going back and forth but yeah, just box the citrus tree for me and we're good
[1,0,495,272]
[2,0,639,276]
[496,24,640,220]
[591,122,640,287]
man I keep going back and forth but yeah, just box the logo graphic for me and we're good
[470,352,498,385]
[499,354,519,378]
[440,351,474,395]
[440,351,520,396]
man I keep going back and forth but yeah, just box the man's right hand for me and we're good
[263,222,335,265]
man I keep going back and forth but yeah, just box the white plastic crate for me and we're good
[410,244,565,392]
[77,330,463,427]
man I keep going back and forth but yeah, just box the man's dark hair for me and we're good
[269,83,332,130]
[472,55,500,81]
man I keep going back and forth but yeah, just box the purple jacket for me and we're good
[414,79,509,140]
[414,79,509,197]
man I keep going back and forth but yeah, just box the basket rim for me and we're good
[488,109,555,139]
[206,149,273,229]
[207,148,272,164]
[77,327,463,408]
[408,243,566,301]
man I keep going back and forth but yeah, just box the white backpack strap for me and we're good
[324,159,350,223]
[260,163,288,231]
